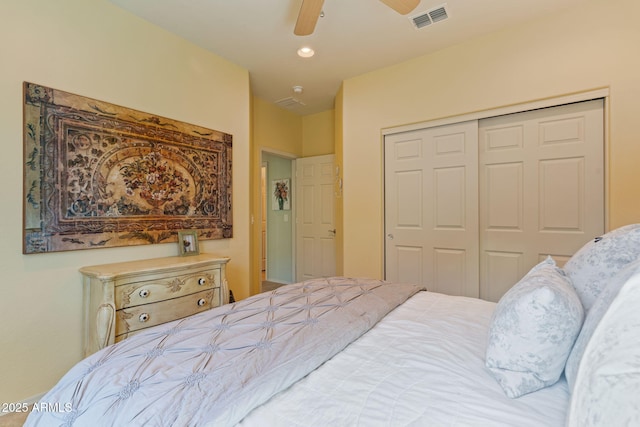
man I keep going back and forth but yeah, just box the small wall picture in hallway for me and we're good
[272,179,290,210]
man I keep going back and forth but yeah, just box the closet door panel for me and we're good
[385,99,603,302]
[396,170,423,228]
[485,162,523,230]
[479,99,604,301]
[434,166,465,228]
[395,245,423,286]
[385,135,427,286]
[385,121,479,296]
[539,157,584,231]
[483,251,524,303]
[432,248,467,296]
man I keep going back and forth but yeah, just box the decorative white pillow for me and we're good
[564,257,640,390]
[563,224,640,311]
[566,261,640,426]
[485,257,584,398]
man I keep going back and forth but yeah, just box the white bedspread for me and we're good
[25,277,422,427]
[239,291,570,426]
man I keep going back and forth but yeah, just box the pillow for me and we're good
[566,260,640,426]
[564,257,640,390]
[563,224,640,311]
[485,257,584,398]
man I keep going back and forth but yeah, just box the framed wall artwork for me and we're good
[22,82,233,254]
[272,179,290,210]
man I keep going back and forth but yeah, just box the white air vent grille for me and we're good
[410,4,449,29]
[275,97,306,109]
[412,13,432,28]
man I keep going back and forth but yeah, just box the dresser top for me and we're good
[79,253,230,279]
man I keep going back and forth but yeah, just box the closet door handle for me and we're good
[387,233,394,240]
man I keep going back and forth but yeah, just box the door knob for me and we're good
[387,233,394,240]
[328,229,336,235]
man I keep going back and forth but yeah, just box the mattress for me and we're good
[239,291,570,426]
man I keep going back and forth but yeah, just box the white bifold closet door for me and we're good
[384,99,604,301]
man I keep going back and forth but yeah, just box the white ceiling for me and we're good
[109,0,587,116]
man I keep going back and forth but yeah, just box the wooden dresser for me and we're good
[81,254,230,357]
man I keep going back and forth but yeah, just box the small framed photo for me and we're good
[178,230,199,256]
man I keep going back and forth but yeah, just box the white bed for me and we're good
[239,291,569,426]
[24,225,640,426]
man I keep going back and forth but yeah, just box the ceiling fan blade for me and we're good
[294,0,325,36]
[379,0,420,15]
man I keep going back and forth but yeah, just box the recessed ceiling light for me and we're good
[297,47,315,58]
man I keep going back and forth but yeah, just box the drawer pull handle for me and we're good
[139,313,150,323]
[197,298,207,307]
[198,277,207,286]
[139,289,150,298]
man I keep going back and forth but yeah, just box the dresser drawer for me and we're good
[82,254,229,356]
[115,288,219,337]
[115,268,220,309]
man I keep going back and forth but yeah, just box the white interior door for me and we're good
[384,121,479,297]
[478,99,604,301]
[296,154,336,282]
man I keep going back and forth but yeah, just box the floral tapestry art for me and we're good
[22,82,232,254]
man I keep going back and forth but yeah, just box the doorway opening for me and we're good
[261,151,295,292]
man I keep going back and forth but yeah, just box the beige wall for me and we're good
[340,0,640,279]
[250,98,302,294]
[302,110,335,157]
[0,0,250,404]
[249,99,336,294]
[252,97,304,155]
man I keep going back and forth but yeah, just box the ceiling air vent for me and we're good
[275,97,306,110]
[410,4,449,29]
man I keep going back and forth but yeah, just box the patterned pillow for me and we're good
[485,257,584,398]
[563,224,640,311]
[564,258,640,390]
[566,261,640,426]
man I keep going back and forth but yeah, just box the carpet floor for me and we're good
[0,408,29,426]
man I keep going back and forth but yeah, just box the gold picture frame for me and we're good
[177,230,199,256]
